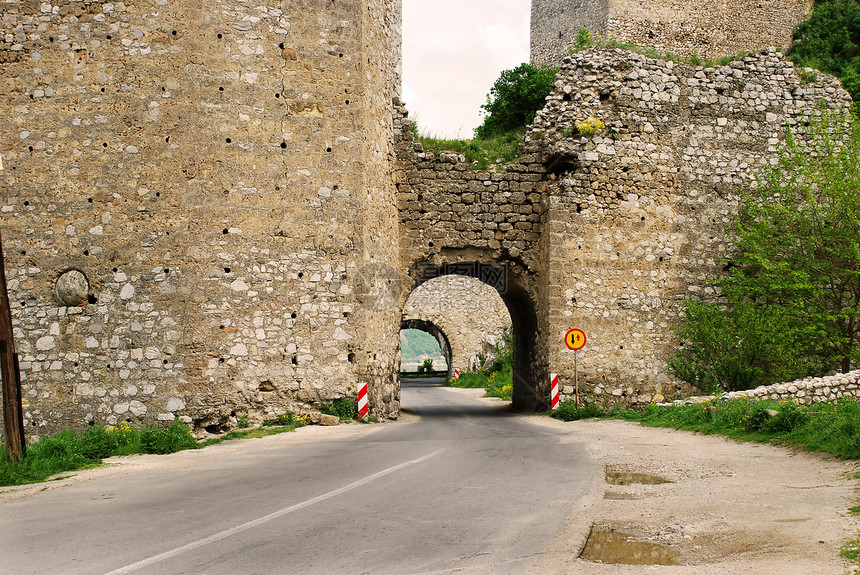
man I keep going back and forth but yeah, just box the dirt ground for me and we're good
[2,396,859,574]
[527,415,860,575]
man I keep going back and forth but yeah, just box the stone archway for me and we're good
[400,318,453,378]
[401,274,511,376]
[404,260,545,411]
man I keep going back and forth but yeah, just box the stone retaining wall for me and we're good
[672,371,860,406]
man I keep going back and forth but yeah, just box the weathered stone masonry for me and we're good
[0,0,402,436]
[0,0,853,439]
[530,47,851,404]
[531,0,814,67]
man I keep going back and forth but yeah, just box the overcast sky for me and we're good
[402,1,531,139]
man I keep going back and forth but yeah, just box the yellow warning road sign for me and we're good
[565,328,587,351]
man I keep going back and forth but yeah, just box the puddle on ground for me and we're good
[579,527,680,566]
[605,467,671,485]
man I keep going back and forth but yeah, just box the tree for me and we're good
[788,0,860,106]
[474,63,558,139]
[670,109,860,391]
[727,109,860,374]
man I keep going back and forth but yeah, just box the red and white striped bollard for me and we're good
[357,381,369,420]
[551,373,560,410]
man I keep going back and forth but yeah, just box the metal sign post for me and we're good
[564,329,587,408]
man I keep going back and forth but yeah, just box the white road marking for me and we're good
[104,448,446,574]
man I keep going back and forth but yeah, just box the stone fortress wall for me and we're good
[0,0,853,440]
[531,0,815,67]
[0,0,403,436]
[528,47,851,405]
[402,275,510,374]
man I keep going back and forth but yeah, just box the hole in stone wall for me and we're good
[291,312,297,319]
[106,35,111,40]
[345,99,350,105]
[219,358,224,363]
[275,93,280,98]
[348,352,355,363]
[280,142,287,149]
[291,355,298,365]
[222,228,228,234]
[23,201,29,206]
[326,147,332,153]
[223,267,231,273]
[219,86,224,91]
[20,250,25,256]
[87,294,97,304]
[225,138,232,143]
[87,197,93,203]
[28,146,33,152]
[83,250,89,256]
[298,272,304,278]
[428,241,434,247]
[102,143,107,148]
[217,33,222,39]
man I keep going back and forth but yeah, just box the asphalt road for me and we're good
[0,378,593,575]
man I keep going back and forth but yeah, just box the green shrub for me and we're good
[475,63,558,139]
[553,401,604,421]
[788,0,860,107]
[320,397,358,421]
[139,419,198,455]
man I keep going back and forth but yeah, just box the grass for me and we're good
[412,122,524,170]
[0,415,310,487]
[552,396,860,458]
[570,27,750,69]
[0,419,199,486]
[449,369,513,401]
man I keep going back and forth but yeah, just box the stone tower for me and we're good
[0,0,403,434]
[531,0,815,67]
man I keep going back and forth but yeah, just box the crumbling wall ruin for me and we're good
[526,47,851,405]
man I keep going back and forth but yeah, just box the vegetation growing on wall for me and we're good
[670,110,860,392]
[568,27,750,68]
[788,0,860,108]
[413,63,557,170]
